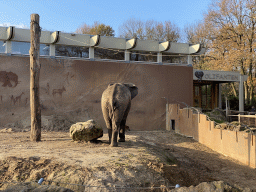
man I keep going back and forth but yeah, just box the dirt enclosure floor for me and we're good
[0,130,255,191]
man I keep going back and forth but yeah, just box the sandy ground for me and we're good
[0,130,255,191]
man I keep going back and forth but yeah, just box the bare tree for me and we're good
[75,23,91,34]
[75,22,124,59]
[164,21,180,42]
[119,18,145,39]
[119,18,181,42]
[184,21,209,69]
[184,21,207,44]
[119,18,181,62]
[186,0,256,104]
[145,19,156,40]
[76,21,115,36]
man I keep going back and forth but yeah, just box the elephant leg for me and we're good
[104,117,112,144]
[103,116,112,130]
[110,122,119,147]
[108,129,112,144]
[119,104,130,142]
[118,120,126,142]
[102,107,112,143]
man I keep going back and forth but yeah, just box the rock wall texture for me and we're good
[0,55,193,131]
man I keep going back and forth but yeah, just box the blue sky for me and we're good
[0,0,212,37]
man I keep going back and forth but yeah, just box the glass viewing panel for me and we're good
[40,44,49,56]
[12,42,30,55]
[0,41,6,53]
[55,45,89,58]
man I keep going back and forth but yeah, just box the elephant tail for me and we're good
[110,99,118,131]
[112,100,118,111]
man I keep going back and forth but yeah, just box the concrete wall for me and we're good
[0,55,193,131]
[169,104,256,168]
[0,26,202,55]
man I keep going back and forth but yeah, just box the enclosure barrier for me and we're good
[0,180,177,192]
[228,114,256,127]
[168,104,256,169]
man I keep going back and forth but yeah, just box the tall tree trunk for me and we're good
[248,57,254,104]
[248,3,256,105]
[244,81,249,105]
[248,76,253,105]
[240,60,249,105]
[230,82,237,97]
[249,84,254,104]
[30,14,41,142]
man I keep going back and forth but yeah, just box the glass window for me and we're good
[93,47,124,60]
[194,99,199,107]
[55,45,89,58]
[195,86,199,96]
[7,42,50,56]
[0,41,5,53]
[162,53,187,64]
[12,42,30,55]
[130,51,157,62]
[40,44,49,56]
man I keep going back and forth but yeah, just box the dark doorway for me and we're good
[171,120,175,130]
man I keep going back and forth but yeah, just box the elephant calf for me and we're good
[101,83,138,147]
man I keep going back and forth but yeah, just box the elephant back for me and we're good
[102,83,131,113]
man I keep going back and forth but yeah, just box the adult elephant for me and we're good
[101,83,138,147]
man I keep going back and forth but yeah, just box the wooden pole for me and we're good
[30,14,41,141]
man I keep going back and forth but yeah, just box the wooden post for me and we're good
[30,14,41,141]
[225,97,229,121]
[166,103,169,130]
[255,114,256,127]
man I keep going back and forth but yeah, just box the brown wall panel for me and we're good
[0,55,193,131]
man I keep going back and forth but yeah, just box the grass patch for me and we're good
[160,151,177,165]
[211,118,226,124]
[166,156,177,165]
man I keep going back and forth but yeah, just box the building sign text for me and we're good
[204,74,239,81]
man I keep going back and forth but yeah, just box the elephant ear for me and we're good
[124,83,138,100]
